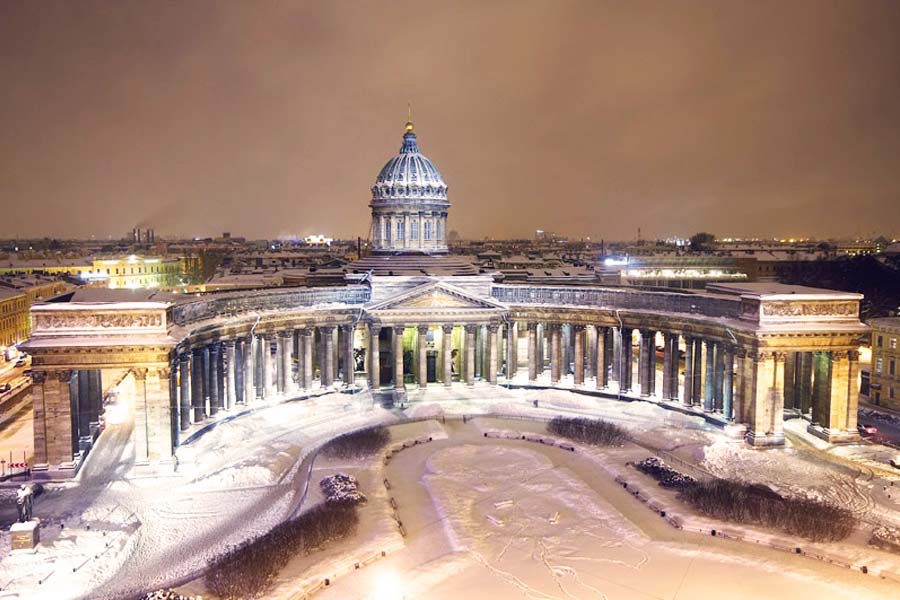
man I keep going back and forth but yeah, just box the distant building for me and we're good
[0,288,27,349]
[0,274,70,349]
[869,317,900,410]
[81,256,183,289]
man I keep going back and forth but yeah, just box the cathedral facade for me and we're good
[23,123,869,476]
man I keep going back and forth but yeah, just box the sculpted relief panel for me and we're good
[761,301,857,319]
[34,311,164,332]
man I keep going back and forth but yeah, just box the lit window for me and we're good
[892,338,898,350]
[875,357,883,374]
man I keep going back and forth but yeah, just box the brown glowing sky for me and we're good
[2,1,899,241]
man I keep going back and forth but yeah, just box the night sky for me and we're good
[2,1,899,241]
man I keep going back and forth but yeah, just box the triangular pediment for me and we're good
[367,281,506,312]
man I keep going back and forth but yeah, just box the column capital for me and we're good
[320,325,335,334]
[32,371,47,385]
[299,327,313,337]
[847,349,859,361]
[442,324,455,334]
[417,324,430,334]
[369,322,382,334]
[527,322,538,331]
[488,323,500,333]
[572,324,585,332]
[280,330,293,339]
[464,324,478,334]
[134,367,148,381]
[392,325,406,335]
[179,352,191,364]
[340,324,354,334]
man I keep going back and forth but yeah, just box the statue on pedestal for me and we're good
[16,484,33,523]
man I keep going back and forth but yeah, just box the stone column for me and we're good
[585,325,597,381]
[734,349,749,424]
[179,352,191,430]
[191,347,204,422]
[234,339,244,405]
[550,324,561,384]
[87,369,102,427]
[283,331,295,393]
[442,325,453,386]
[224,340,236,410]
[723,346,735,420]
[746,351,785,447]
[342,324,355,386]
[596,326,608,389]
[369,324,381,389]
[811,351,831,425]
[683,335,694,406]
[302,329,314,389]
[275,334,286,394]
[209,343,221,416]
[784,352,797,410]
[393,326,405,390]
[573,325,585,386]
[637,331,648,395]
[506,322,518,379]
[692,338,703,405]
[527,323,538,382]
[714,342,725,411]
[321,326,335,387]
[798,352,813,414]
[662,333,674,401]
[134,366,174,464]
[262,334,275,398]
[487,323,499,385]
[826,350,859,438]
[417,325,429,388]
[201,345,211,416]
[32,370,75,470]
[621,328,633,392]
[243,336,255,403]
[703,340,715,411]
[465,325,476,386]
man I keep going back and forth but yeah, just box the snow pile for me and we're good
[320,473,367,506]
[634,457,697,490]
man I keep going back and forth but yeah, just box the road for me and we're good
[859,407,900,449]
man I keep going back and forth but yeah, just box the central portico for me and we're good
[365,278,508,401]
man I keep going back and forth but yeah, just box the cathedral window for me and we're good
[411,219,418,240]
[397,221,404,241]
[424,220,432,241]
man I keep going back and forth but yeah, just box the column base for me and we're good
[724,422,748,440]
[807,423,861,444]
[745,430,785,447]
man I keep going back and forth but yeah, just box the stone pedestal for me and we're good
[11,519,40,550]
[807,423,861,444]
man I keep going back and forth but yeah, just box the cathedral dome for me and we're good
[371,128,448,202]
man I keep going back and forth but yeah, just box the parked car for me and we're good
[0,383,11,393]
[858,423,878,436]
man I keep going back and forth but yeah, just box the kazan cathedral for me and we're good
[24,120,868,476]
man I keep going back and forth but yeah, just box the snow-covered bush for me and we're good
[547,416,628,447]
[678,479,857,542]
[870,526,900,553]
[322,425,391,459]
[634,457,697,490]
[139,590,199,600]
[205,502,359,599]
[320,473,366,506]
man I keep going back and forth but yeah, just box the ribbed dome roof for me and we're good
[371,130,448,202]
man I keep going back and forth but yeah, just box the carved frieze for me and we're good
[33,311,164,331]
[760,301,857,319]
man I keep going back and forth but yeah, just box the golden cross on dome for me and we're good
[405,102,414,133]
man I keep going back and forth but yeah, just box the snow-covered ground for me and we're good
[316,420,900,599]
[4,383,900,599]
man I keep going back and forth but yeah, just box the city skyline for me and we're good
[2,1,899,241]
